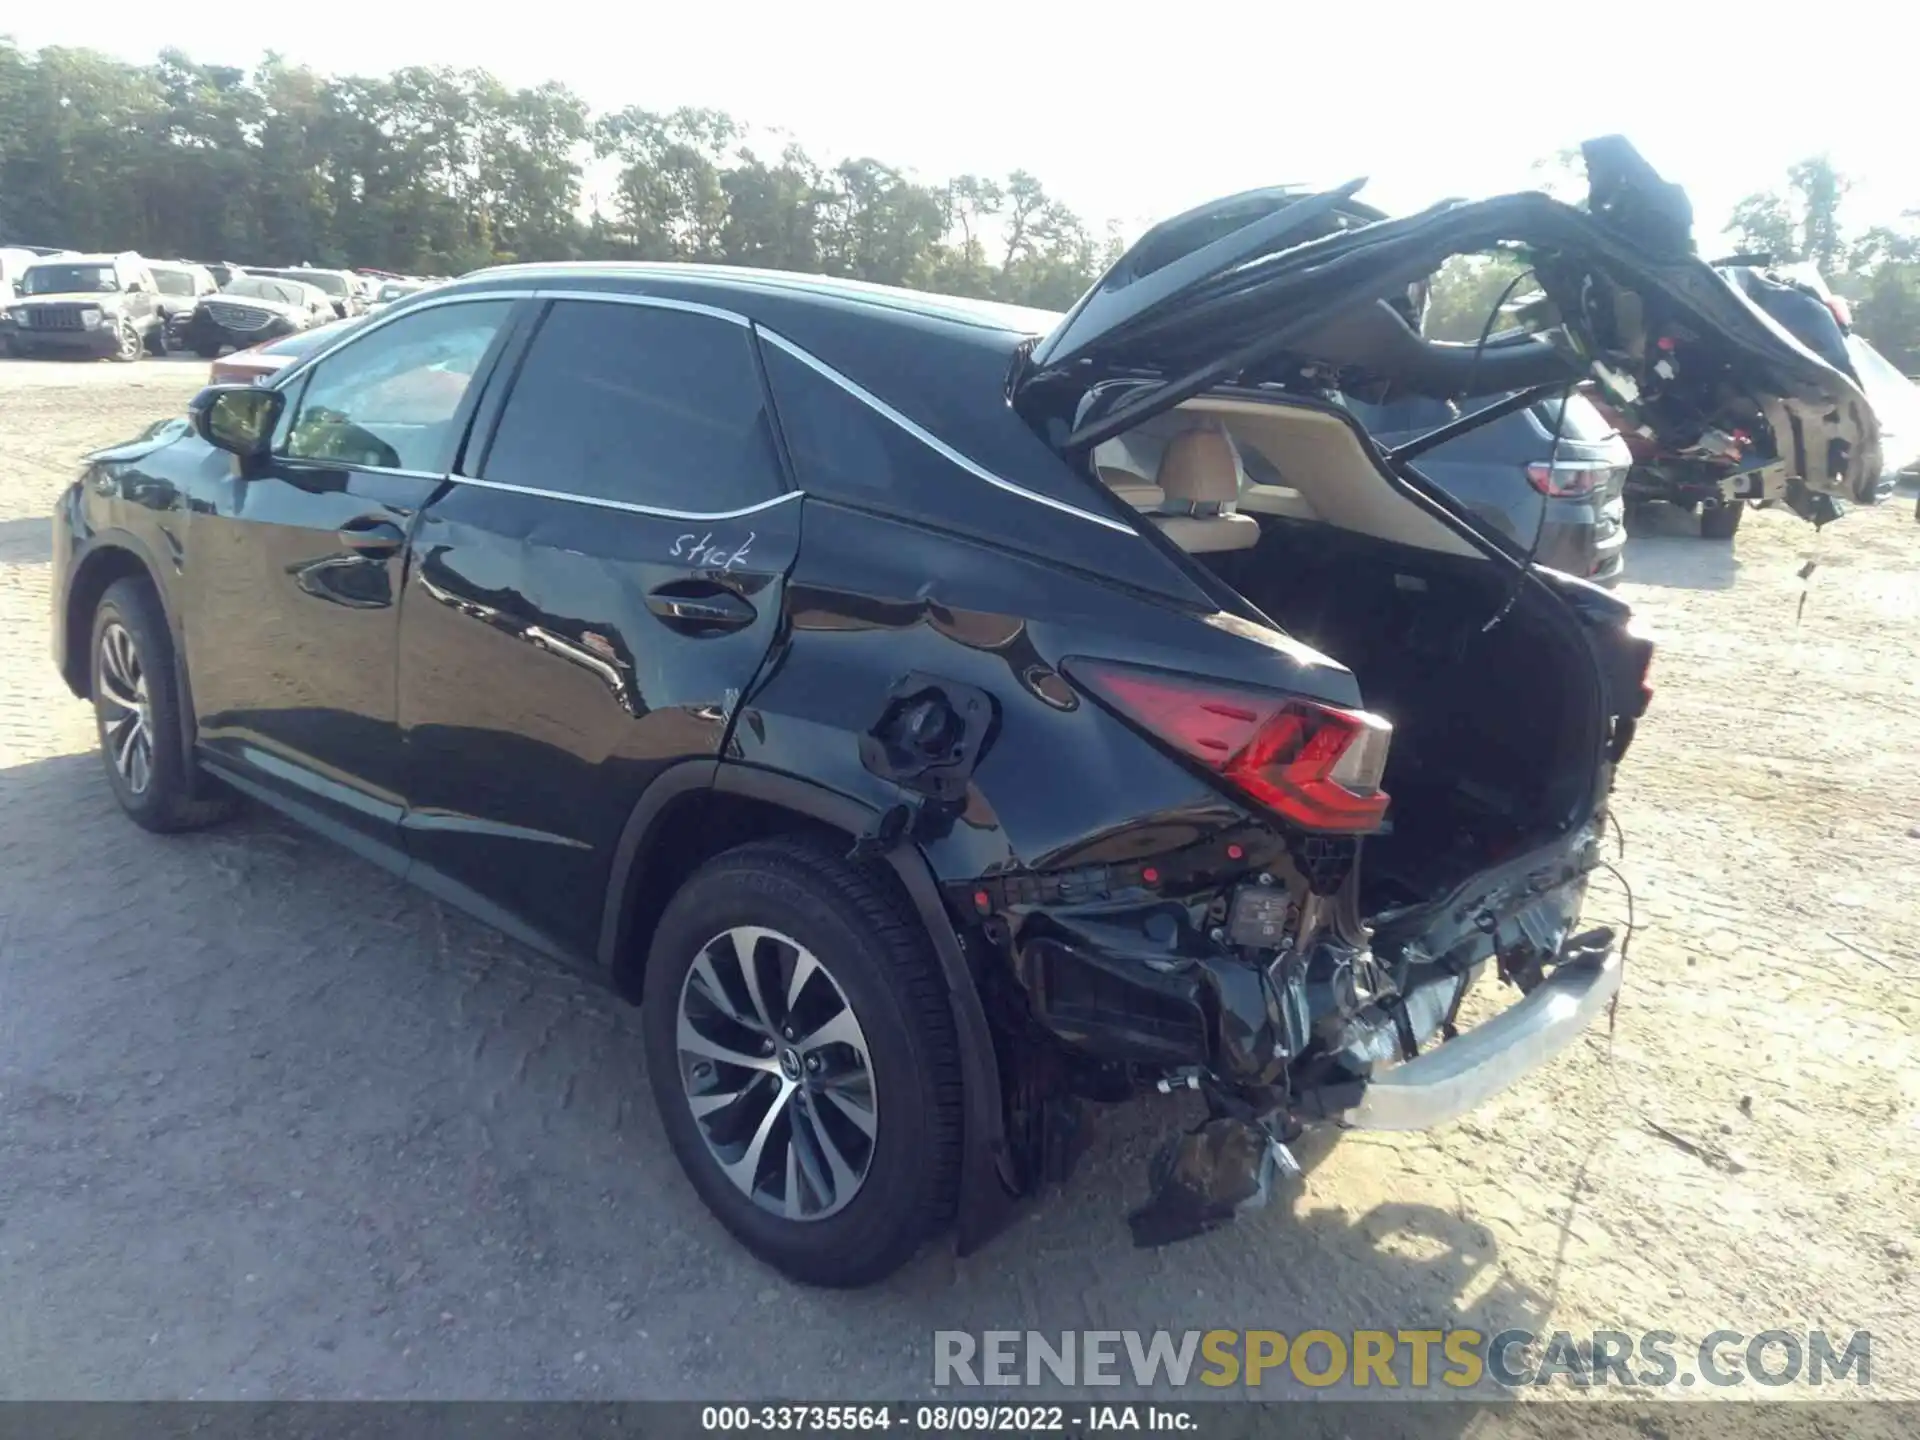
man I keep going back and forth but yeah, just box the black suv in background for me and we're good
[1343,390,1631,584]
[49,139,1875,1285]
[147,261,220,348]
[181,275,336,357]
[8,252,166,361]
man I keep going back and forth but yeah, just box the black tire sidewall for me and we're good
[642,847,952,1285]
[89,581,191,826]
[1700,502,1742,539]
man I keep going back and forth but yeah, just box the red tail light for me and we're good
[1066,661,1392,834]
[1826,295,1853,331]
[1526,461,1605,498]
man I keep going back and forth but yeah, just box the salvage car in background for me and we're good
[367,278,430,314]
[7,252,167,361]
[50,137,1876,1286]
[182,275,336,357]
[1340,390,1630,585]
[1844,333,1920,498]
[1598,259,1868,535]
[147,261,220,349]
[251,266,366,319]
[0,246,44,354]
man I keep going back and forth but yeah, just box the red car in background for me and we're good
[208,316,362,384]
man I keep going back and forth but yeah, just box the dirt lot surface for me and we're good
[1,357,1915,1416]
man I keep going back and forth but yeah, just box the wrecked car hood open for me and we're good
[1020,136,1880,521]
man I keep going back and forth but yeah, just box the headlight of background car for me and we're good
[80,307,104,329]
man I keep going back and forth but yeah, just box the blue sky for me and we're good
[14,1,1912,248]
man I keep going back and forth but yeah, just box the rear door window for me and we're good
[476,300,786,514]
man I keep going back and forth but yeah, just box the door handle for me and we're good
[646,583,757,633]
[337,517,405,555]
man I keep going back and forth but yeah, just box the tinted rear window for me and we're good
[479,300,786,513]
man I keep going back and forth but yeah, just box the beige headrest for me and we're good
[1157,426,1243,511]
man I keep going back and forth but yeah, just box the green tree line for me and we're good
[0,40,1119,308]
[5,40,1918,370]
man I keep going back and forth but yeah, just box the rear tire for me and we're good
[1699,502,1743,539]
[89,578,236,833]
[641,837,962,1287]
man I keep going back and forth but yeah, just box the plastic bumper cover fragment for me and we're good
[1336,944,1622,1131]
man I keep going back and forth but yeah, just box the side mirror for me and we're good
[190,385,284,460]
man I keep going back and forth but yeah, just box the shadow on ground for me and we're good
[0,514,51,564]
[1621,502,1741,591]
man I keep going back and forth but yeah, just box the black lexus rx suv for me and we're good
[50,139,1877,1286]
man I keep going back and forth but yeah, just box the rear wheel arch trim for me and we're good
[600,760,1018,1252]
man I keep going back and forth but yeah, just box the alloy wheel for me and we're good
[97,620,154,795]
[675,925,879,1221]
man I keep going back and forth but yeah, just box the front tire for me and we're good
[89,578,235,832]
[641,838,962,1287]
[110,319,142,363]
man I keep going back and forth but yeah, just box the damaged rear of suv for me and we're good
[932,135,1872,1254]
[58,137,1876,1289]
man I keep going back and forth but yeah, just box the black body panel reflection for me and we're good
[180,460,441,838]
[395,482,798,957]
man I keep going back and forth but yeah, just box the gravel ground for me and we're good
[0,357,1915,1411]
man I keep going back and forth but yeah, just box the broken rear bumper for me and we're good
[1335,943,1622,1131]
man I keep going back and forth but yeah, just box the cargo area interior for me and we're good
[1091,398,1600,915]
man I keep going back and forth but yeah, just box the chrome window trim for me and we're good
[755,328,1136,535]
[265,288,537,391]
[451,290,777,520]
[446,476,801,522]
[269,283,1134,534]
[530,288,751,326]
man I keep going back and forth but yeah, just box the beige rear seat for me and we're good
[1151,425,1260,553]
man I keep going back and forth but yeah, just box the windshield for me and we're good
[22,264,117,295]
[151,270,196,297]
[225,276,310,306]
[377,282,421,301]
